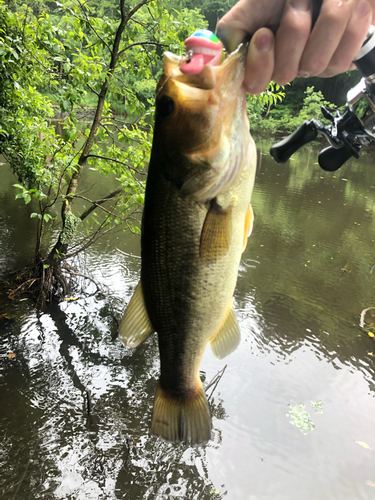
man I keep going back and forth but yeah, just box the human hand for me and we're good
[216,0,374,94]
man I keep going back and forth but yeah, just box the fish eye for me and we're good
[156,96,175,117]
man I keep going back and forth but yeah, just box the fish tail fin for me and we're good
[151,381,211,446]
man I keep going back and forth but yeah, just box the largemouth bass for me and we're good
[119,42,256,445]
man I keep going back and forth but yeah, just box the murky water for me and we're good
[1,138,375,499]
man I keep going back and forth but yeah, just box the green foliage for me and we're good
[250,86,334,135]
[293,86,332,124]
[167,0,235,31]
[2,0,208,270]
[247,82,286,133]
[0,0,57,186]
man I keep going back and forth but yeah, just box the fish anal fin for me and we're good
[243,204,254,252]
[151,382,211,446]
[200,200,232,262]
[118,281,154,348]
[210,305,241,360]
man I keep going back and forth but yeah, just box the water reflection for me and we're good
[1,141,375,499]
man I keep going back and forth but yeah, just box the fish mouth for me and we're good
[153,42,250,187]
[158,42,247,94]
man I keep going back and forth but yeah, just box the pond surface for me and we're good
[1,138,375,499]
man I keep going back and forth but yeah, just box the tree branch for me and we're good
[65,227,116,258]
[86,153,146,175]
[49,0,151,263]
[86,83,100,97]
[124,0,150,23]
[75,188,124,221]
[76,0,113,55]
[62,268,101,292]
[118,40,166,58]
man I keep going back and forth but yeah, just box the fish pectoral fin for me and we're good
[151,382,211,446]
[200,199,231,262]
[243,204,254,252]
[210,305,241,360]
[118,281,155,348]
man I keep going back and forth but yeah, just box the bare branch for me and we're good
[86,83,100,97]
[45,146,84,210]
[65,227,115,258]
[75,188,125,221]
[118,40,166,58]
[206,365,227,402]
[86,153,146,175]
[62,268,101,291]
[124,0,150,23]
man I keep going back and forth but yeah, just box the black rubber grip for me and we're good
[270,122,318,164]
[318,146,354,171]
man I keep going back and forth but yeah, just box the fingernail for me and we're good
[255,32,273,53]
[290,0,310,12]
[216,25,226,44]
[216,26,241,53]
[298,70,310,78]
[355,0,370,17]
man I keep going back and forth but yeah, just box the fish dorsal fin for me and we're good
[200,200,231,262]
[210,305,241,360]
[118,281,155,348]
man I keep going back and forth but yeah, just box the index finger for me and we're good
[299,0,356,76]
[216,0,286,52]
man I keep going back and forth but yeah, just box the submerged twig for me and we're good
[62,268,100,293]
[84,389,99,430]
[85,389,93,416]
[206,364,227,402]
[122,435,133,473]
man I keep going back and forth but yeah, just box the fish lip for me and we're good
[161,41,247,91]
